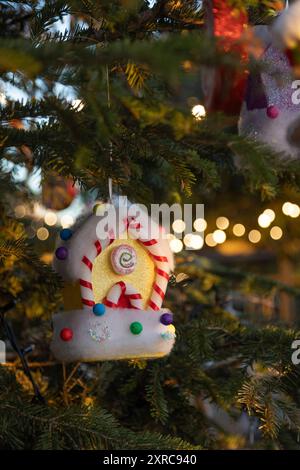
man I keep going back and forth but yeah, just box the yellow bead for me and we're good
[167,324,175,334]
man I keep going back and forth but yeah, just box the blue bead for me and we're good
[60,228,73,241]
[93,303,106,316]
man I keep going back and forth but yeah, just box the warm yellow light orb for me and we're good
[216,216,229,230]
[290,204,300,218]
[205,233,217,247]
[172,219,186,233]
[61,214,74,228]
[248,229,261,244]
[263,209,275,222]
[44,211,57,226]
[193,218,207,232]
[233,223,245,237]
[270,226,283,240]
[282,202,293,216]
[258,213,271,228]
[15,205,26,218]
[36,227,49,241]
[190,234,204,250]
[166,233,175,240]
[212,229,226,244]
[169,238,183,253]
[191,104,206,120]
[183,233,203,249]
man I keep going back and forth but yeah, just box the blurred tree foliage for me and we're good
[1,0,300,450]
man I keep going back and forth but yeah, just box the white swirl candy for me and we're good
[111,244,137,275]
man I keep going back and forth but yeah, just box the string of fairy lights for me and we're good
[13,102,300,251]
[14,203,75,241]
[14,196,300,253]
[167,201,300,253]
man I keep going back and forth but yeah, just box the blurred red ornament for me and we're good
[202,0,249,115]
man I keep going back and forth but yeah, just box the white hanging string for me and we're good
[106,64,113,203]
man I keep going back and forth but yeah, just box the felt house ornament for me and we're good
[51,202,175,362]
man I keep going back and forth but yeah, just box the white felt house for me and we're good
[51,201,175,362]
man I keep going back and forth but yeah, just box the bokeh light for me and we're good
[212,229,226,244]
[61,214,74,228]
[44,211,57,226]
[193,218,207,232]
[216,216,229,230]
[169,238,183,253]
[191,104,206,120]
[270,226,283,240]
[248,229,261,244]
[172,219,186,233]
[258,213,271,228]
[36,227,49,241]
[15,204,26,218]
[233,223,245,237]
[263,209,275,222]
[205,233,217,247]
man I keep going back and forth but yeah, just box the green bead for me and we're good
[130,321,143,335]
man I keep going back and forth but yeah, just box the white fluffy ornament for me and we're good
[51,200,175,362]
[239,1,300,158]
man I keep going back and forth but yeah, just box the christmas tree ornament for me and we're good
[239,0,300,157]
[42,172,78,211]
[202,0,249,115]
[51,200,175,362]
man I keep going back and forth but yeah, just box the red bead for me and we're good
[60,327,73,341]
[267,105,279,119]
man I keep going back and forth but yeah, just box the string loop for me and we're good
[106,65,113,203]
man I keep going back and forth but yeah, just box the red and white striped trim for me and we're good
[103,281,143,310]
[136,237,170,312]
[78,216,171,312]
[140,239,158,247]
[156,267,170,280]
[80,237,113,309]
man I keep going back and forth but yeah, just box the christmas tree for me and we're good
[1,0,300,451]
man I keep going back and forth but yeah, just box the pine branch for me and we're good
[0,367,200,450]
[146,364,169,425]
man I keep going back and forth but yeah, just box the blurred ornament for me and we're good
[201,0,249,115]
[239,1,300,157]
[42,173,78,211]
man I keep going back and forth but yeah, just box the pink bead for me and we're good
[266,105,279,119]
[111,244,137,275]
